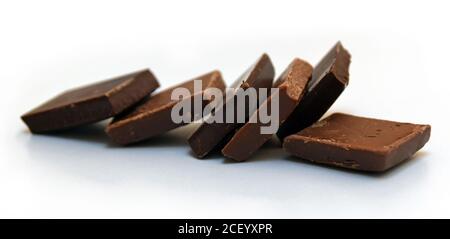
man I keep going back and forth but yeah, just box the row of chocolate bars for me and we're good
[21,42,431,172]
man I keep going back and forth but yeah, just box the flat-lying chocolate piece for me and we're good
[188,54,275,158]
[277,42,351,141]
[106,71,226,145]
[21,69,160,133]
[222,58,313,161]
[283,113,431,172]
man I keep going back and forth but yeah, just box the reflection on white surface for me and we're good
[2,118,429,218]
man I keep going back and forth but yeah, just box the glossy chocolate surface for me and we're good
[284,113,431,172]
[22,69,159,133]
[106,71,225,145]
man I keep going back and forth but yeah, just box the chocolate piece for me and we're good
[283,113,431,172]
[222,58,313,161]
[106,71,226,145]
[277,42,351,141]
[188,54,275,158]
[21,69,160,133]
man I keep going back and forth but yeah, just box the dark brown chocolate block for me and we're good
[222,58,313,161]
[106,71,226,145]
[21,69,160,133]
[283,113,431,172]
[277,42,351,141]
[188,54,275,158]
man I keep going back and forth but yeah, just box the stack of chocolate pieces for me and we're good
[21,42,431,173]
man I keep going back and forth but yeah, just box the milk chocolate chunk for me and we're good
[21,69,160,133]
[277,42,351,141]
[283,113,431,172]
[222,58,313,161]
[106,71,226,145]
[188,54,275,158]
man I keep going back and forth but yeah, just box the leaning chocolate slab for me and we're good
[222,58,313,161]
[21,69,160,133]
[283,113,431,172]
[106,71,226,145]
[277,42,351,141]
[188,54,275,158]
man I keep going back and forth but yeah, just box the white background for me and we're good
[0,0,449,218]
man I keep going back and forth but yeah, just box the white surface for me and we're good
[0,0,449,218]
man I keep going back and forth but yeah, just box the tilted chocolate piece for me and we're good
[283,113,431,172]
[277,42,351,141]
[106,71,226,145]
[21,69,160,133]
[188,54,275,158]
[222,58,313,161]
